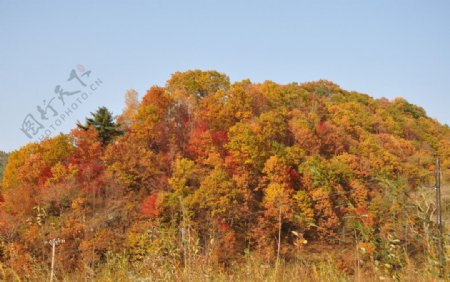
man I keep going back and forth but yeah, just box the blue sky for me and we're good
[1,0,449,152]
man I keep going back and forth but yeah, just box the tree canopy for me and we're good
[0,151,8,182]
[1,70,449,278]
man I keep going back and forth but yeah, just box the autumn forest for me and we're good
[0,70,449,281]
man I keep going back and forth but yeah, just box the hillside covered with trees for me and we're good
[0,70,449,281]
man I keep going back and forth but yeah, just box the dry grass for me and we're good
[2,248,445,282]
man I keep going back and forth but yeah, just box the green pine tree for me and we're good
[77,106,123,144]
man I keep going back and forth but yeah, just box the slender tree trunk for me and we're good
[179,197,189,275]
[275,206,282,280]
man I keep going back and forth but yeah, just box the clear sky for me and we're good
[1,0,449,152]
